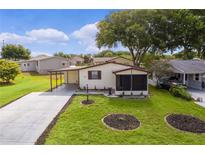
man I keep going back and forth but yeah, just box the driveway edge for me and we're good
[35,94,75,145]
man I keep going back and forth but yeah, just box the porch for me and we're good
[170,73,205,90]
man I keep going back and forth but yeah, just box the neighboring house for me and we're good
[19,55,69,74]
[92,56,133,65]
[151,59,205,90]
[69,56,84,65]
[50,61,148,96]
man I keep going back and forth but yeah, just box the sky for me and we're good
[0,9,126,56]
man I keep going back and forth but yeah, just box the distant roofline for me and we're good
[49,61,147,72]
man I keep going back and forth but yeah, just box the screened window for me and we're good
[88,71,101,80]
[132,75,147,90]
[116,75,131,91]
[116,75,147,91]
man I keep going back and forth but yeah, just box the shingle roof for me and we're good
[93,57,116,63]
[169,60,205,74]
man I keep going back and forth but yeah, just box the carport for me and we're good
[48,66,85,92]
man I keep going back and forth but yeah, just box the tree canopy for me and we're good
[1,44,31,60]
[54,51,71,58]
[0,59,20,83]
[96,10,205,65]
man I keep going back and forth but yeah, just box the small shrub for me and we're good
[169,85,192,101]
[0,59,20,83]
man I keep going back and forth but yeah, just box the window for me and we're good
[62,63,65,66]
[88,71,101,80]
[24,63,26,67]
[27,63,30,66]
[116,75,147,91]
[195,74,199,81]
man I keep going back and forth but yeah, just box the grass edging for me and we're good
[0,92,31,109]
[35,95,75,145]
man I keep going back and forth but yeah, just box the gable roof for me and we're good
[93,56,132,63]
[93,57,115,63]
[169,60,205,74]
[106,56,132,62]
[49,61,147,72]
[20,55,67,63]
[70,56,84,61]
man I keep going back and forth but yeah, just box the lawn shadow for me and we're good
[0,82,15,87]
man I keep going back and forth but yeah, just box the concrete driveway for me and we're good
[0,86,75,145]
[188,89,205,107]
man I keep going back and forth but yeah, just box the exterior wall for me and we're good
[20,61,37,72]
[79,63,129,89]
[37,57,68,74]
[79,63,148,96]
[115,91,148,96]
[69,57,84,66]
[187,74,205,90]
[64,71,79,84]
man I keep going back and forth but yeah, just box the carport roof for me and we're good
[169,60,205,74]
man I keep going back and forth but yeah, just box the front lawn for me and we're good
[0,73,52,107]
[45,87,205,144]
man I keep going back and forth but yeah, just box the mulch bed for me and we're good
[103,114,140,131]
[81,100,95,105]
[166,114,205,134]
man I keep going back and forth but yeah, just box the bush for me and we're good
[0,59,20,83]
[169,85,192,101]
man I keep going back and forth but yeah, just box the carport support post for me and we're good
[183,73,186,85]
[56,72,58,88]
[50,72,52,92]
[60,72,62,86]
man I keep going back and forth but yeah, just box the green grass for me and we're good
[0,72,61,107]
[45,87,205,145]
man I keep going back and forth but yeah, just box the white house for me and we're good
[19,55,69,74]
[150,59,205,90]
[49,61,148,96]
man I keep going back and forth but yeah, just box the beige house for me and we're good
[68,56,84,65]
[20,55,69,74]
[49,61,148,96]
[92,56,133,65]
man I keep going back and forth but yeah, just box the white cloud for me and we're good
[71,22,100,52]
[26,28,69,43]
[0,32,33,44]
[0,28,69,45]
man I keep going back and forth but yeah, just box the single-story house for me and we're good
[49,61,148,96]
[19,55,69,74]
[151,59,205,90]
[92,56,133,65]
[68,56,84,65]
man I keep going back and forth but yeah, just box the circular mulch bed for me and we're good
[103,114,140,131]
[166,114,205,134]
[81,100,95,105]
